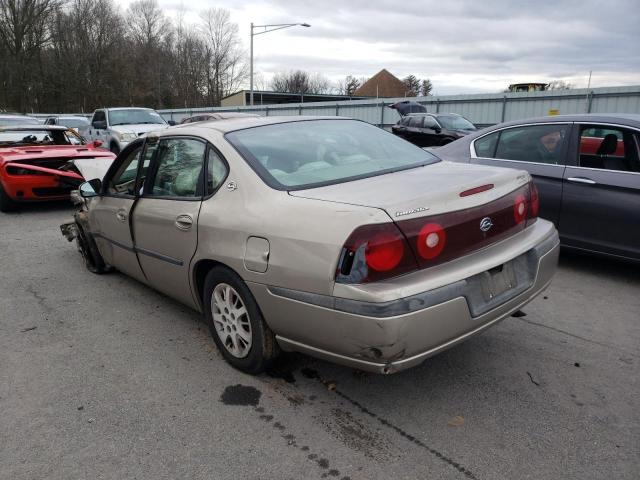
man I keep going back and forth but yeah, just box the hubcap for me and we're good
[211,283,252,358]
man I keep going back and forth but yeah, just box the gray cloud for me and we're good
[120,0,640,93]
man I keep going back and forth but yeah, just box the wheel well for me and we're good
[193,259,233,307]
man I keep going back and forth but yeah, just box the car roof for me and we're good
[0,125,70,131]
[490,113,640,129]
[105,107,154,111]
[0,114,38,119]
[165,115,351,135]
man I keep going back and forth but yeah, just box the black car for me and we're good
[391,113,477,147]
[434,114,640,262]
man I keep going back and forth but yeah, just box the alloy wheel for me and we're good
[211,283,252,358]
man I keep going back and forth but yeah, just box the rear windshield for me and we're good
[226,119,440,190]
[0,129,84,146]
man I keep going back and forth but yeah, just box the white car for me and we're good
[79,108,169,154]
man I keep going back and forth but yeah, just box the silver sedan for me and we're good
[62,116,559,374]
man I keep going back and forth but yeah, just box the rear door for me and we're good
[131,136,209,308]
[421,115,443,147]
[559,123,640,259]
[89,140,147,283]
[470,122,571,225]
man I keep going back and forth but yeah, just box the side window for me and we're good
[107,145,142,195]
[579,125,639,172]
[92,111,106,125]
[206,148,228,195]
[423,116,439,129]
[138,140,160,193]
[148,138,206,198]
[494,124,568,164]
[408,116,423,127]
[474,131,500,158]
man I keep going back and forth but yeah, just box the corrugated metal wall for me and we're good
[31,86,640,127]
[157,85,640,127]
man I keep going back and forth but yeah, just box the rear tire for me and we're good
[0,184,17,212]
[75,222,109,274]
[203,267,279,374]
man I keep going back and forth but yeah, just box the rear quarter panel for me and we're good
[191,130,391,298]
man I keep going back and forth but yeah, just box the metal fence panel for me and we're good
[31,85,640,128]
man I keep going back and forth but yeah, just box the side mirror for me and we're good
[79,181,98,198]
[433,126,442,133]
[167,120,176,126]
[92,139,103,148]
[92,120,107,129]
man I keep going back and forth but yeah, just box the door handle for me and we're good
[175,214,193,231]
[116,209,127,222]
[567,177,596,185]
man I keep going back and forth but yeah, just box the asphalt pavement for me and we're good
[1,203,638,480]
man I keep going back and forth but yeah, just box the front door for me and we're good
[470,123,571,225]
[89,141,147,283]
[132,137,208,308]
[560,124,640,259]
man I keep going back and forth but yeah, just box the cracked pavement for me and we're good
[1,203,639,480]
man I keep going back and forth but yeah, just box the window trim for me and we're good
[470,122,571,166]
[141,135,209,202]
[575,122,640,175]
[203,143,230,200]
[101,138,146,198]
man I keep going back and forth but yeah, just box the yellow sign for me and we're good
[548,109,560,116]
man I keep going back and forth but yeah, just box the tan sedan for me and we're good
[62,117,559,374]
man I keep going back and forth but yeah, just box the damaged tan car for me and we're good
[61,117,559,374]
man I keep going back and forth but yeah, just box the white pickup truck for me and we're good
[80,107,170,154]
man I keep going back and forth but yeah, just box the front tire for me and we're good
[109,143,120,155]
[203,267,279,374]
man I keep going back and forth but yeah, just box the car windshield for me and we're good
[0,129,84,146]
[59,118,89,128]
[0,116,40,126]
[226,119,440,190]
[436,115,476,130]
[108,109,166,126]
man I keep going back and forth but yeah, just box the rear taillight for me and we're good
[337,182,538,284]
[337,223,418,283]
[513,193,527,224]
[417,223,446,260]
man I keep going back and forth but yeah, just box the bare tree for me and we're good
[271,70,331,94]
[0,0,62,111]
[548,80,573,90]
[201,7,247,106]
[336,75,360,95]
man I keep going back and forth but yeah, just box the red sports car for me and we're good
[0,125,116,212]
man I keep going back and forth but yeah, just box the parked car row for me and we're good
[3,103,636,376]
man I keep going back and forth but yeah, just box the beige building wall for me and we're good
[221,91,246,107]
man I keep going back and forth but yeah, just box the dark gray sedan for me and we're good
[435,114,640,262]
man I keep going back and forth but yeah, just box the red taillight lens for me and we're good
[337,223,418,283]
[513,193,527,224]
[417,223,446,260]
[365,231,405,271]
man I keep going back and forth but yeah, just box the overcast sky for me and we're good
[116,0,640,95]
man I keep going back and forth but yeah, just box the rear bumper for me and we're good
[248,223,559,374]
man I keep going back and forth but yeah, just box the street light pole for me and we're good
[249,22,311,106]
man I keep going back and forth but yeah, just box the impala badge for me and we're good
[480,217,493,232]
